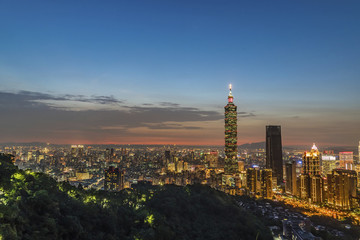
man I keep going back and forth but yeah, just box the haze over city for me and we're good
[1,1,359,146]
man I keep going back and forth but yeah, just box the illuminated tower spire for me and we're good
[224,84,238,174]
[228,84,233,100]
[312,143,318,151]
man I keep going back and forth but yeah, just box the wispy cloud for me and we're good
[238,111,256,118]
[0,90,222,143]
[0,90,124,111]
[159,102,180,107]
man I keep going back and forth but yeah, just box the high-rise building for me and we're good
[105,148,115,160]
[339,152,354,170]
[165,150,171,164]
[299,144,324,203]
[285,161,297,196]
[266,125,283,185]
[303,143,321,175]
[205,151,219,168]
[327,169,358,210]
[104,166,124,191]
[71,145,84,158]
[238,160,245,172]
[321,154,337,175]
[246,168,273,199]
[246,168,258,196]
[310,175,325,203]
[299,174,310,200]
[167,162,176,172]
[260,169,273,199]
[224,84,238,174]
[176,160,184,173]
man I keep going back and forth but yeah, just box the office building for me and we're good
[104,166,124,191]
[238,160,245,172]
[299,144,324,203]
[303,143,320,175]
[260,169,273,199]
[310,175,325,203]
[285,161,297,196]
[176,160,184,173]
[224,84,238,174]
[71,145,84,158]
[339,152,354,170]
[246,168,258,196]
[206,151,219,168]
[246,168,273,199]
[266,125,283,185]
[327,169,358,210]
[165,150,171,164]
[321,154,337,175]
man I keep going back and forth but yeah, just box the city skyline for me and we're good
[1,1,360,146]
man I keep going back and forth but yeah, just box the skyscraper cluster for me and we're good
[224,85,359,209]
[223,85,275,198]
[101,85,360,212]
[282,144,359,209]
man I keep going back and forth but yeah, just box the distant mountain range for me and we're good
[239,142,265,149]
[0,141,358,153]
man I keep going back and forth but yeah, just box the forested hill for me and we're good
[0,154,272,240]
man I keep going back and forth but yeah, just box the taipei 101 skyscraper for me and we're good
[224,84,238,174]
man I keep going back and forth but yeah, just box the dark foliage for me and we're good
[0,154,272,240]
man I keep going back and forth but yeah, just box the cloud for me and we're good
[1,90,358,146]
[0,90,124,111]
[144,122,202,130]
[0,90,222,143]
[159,102,180,107]
[238,111,256,118]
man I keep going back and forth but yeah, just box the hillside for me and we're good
[0,154,272,240]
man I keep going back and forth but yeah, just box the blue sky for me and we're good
[0,1,359,146]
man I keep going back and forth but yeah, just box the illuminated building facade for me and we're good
[71,144,84,158]
[300,144,324,203]
[302,143,320,175]
[246,168,273,199]
[176,160,184,173]
[224,84,238,174]
[299,174,310,200]
[260,169,273,199]
[266,125,283,185]
[246,168,258,196]
[310,175,325,203]
[339,152,354,170]
[104,166,124,191]
[167,162,176,172]
[327,169,358,209]
[206,151,219,168]
[238,161,245,172]
[321,154,337,175]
